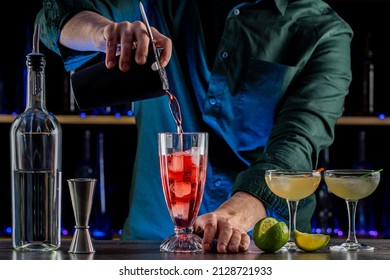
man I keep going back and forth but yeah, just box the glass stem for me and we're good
[287,199,299,243]
[174,226,194,235]
[345,200,359,244]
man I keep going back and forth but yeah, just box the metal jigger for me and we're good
[67,178,97,254]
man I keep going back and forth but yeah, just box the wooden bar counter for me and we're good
[0,238,389,260]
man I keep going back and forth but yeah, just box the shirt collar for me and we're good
[239,0,288,15]
[273,0,288,15]
[254,0,288,15]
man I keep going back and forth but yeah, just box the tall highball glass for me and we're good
[158,132,208,253]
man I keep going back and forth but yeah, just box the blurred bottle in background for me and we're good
[312,148,336,235]
[73,130,113,239]
[352,130,376,237]
[361,30,375,116]
[74,129,97,179]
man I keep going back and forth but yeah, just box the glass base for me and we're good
[330,241,374,252]
[279,241,299,252]
[13,242,60,252]
[160,233,204,253]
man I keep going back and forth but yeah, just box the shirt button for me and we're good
[221,51,229,59]
[214,179,222,187]
[209,97,217,105]
[233,9,240,16]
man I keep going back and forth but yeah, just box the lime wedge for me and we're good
[294,230,330,252]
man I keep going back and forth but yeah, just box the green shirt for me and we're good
[36,0,352,239]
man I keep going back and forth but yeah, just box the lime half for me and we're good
[252,217,288,253]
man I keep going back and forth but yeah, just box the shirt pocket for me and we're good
[228,58,298,154]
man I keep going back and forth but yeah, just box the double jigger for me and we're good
[67,178,97,254]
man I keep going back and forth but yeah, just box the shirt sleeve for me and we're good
[35,0,98,70]
[35,0,140,71]
[233,21,353,229]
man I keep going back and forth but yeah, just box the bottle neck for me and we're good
[26,68,46,110]
[83,129,92,161]
[362,31,374,115]
[25,53,47,111]
[357,130,366,162]
[353,129,372,170]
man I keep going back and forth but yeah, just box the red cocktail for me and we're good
[158,132,208,253]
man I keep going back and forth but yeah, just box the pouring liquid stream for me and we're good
[139,2,183,134]
[166,89,183,134]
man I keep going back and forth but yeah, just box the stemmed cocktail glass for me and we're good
[265,170,322,251]
[158,132,208,253]
[324,169,380,251]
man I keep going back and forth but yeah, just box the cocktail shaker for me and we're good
[70,49,165,111]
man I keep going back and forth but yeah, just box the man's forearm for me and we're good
[60,11,110,52]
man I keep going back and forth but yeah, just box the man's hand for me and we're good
[194,192,267,253]
[102,21,171,72]
[60,11,172,72]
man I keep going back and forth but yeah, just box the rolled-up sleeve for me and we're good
[35,0,140,71]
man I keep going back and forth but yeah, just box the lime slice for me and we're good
[252,217,288,253]
[294,230,330,252]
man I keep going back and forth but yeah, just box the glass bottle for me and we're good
[90,132,112,239]
[10,25,62,251]
[74,129,96,178]
[361,31,375,115]
[352,130,375,237]
[313,148,334,234]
